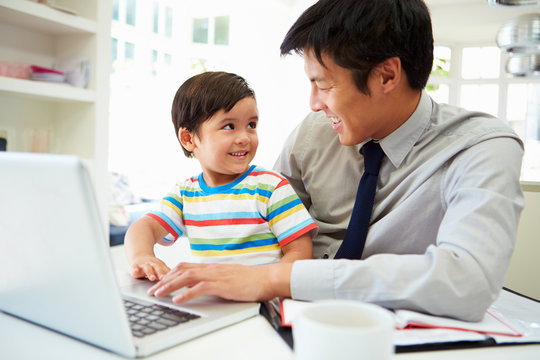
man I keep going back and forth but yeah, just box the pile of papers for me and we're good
[29,65,65,83]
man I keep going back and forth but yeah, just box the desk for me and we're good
[2,245,540,359]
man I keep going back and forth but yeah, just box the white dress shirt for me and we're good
[274,91,524,321]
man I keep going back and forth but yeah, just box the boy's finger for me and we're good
[155,264,171,278]
[131,265,145,278]
[141,263,158,281]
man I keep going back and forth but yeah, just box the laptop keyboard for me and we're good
[123,299,201,338]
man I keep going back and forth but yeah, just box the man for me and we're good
[149,0,524,321]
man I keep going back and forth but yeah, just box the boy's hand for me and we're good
[130,255,171,281]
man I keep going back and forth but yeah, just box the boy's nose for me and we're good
[235,132,250,145]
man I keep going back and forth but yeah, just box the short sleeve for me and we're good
[145,185,186,246]
[266,178,318,247]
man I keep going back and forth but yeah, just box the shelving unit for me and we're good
[0,0,112,227]
[0,76,96,102]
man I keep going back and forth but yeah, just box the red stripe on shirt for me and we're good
[146,213,179,240]
[275,178,290,190]
[185,217,267,227]
[279,222,318,247]
[250,170,285,182]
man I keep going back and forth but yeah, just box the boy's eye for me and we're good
[223,124,234,130]
[248,122,257,129]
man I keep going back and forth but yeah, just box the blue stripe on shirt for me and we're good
[276,218,314,243]
[267,198,303,221]
[189,237,278,251]
[163,196,183,213]
[149,210,184,238]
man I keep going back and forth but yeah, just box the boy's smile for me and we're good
[181,97,259,187]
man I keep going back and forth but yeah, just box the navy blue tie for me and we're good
[335,140,384,260]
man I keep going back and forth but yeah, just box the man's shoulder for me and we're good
[430,102,522,147]
[299,111,335,134]
[292,111,345,152]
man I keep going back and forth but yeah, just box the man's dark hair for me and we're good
[171,71,255,157]
[280,0,434,94]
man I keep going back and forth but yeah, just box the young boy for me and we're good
[125,71,317,281]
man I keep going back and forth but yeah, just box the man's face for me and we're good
[304,50,387,145]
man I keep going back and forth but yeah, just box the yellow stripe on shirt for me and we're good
[268,204,304,228]
[190,244,280,257]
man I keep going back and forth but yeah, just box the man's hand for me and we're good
[130,255,170,281]
[147,261,294,304]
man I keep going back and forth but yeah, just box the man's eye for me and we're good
[223,124,234,130]
[248,122,257,129]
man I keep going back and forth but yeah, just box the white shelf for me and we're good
[0,0,110,230]
[0,76,96,103]
[0,0,97,34]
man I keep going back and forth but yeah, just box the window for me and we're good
[193,18,209,43]
[112,0,119,21]
[153,2,159,34]
[425,44,540,181]
[151,49,158,76]
[125,42,135,59]
[191,58,207,73]
[460,84,499,117]
[164,53,172,65]
[461,47,500,80]
[459,46,501,116]
[126,0,136,26]
[427,46,451,104]
[214,16,229,45]
[111,38,118,73]
[165,7,173,38]
[432,46,451,78]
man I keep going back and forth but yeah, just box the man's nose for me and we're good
[310,89,326,112]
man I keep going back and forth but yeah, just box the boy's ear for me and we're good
[178,128,196,152]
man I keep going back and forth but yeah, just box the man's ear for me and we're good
[378,57,402,94]
[178,128,196,152]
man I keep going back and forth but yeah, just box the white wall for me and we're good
[504,185,540,299]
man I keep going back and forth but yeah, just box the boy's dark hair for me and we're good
[280,0,434,94]
[171,71,255,157]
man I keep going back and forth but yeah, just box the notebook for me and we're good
[0,152,260,358]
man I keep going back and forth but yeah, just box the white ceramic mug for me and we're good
[292,300,395,360]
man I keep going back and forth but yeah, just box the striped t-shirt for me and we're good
[146,165,318,265]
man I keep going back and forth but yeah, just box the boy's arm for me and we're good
[124,216,171,280]
[279,234,313,263]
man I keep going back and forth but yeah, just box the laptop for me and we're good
[0,152,260,358]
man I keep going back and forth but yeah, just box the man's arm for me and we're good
[147,261,293,304]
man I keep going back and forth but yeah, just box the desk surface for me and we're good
[2,245,540,360]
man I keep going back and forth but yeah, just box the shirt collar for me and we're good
[379,90,433,168]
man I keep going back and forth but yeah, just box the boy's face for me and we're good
[185,97,259,187]
[304,50,390,145]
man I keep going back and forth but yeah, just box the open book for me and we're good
[280,298,522,337]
